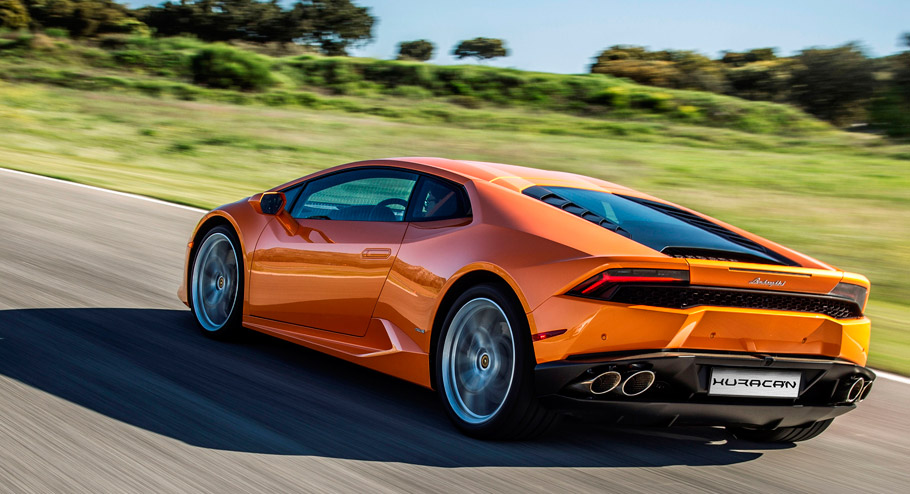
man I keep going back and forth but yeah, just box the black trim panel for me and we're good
[534,351,874,428]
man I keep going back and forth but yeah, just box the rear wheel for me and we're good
[190,226,243,339]
[435,283,557,439]
[728,418,834,443]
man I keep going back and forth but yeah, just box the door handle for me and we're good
[361,248,391,259]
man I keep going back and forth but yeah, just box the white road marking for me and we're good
[3,166,909,385]
[872,369,910,385]
[0,167,206,213]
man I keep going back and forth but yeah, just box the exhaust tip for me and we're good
[590,371,622,395]
[858,380,874,402]
[621,370,656,397]
[846,377,865,403]
[568,370,622,395]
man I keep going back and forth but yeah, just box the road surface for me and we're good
[1,168,908,493]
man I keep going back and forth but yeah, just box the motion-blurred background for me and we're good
[1,0,907,374]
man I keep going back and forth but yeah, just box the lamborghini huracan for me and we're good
[178,157,875,441]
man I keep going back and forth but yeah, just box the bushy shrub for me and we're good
[99,35,131,50]
[0,0,29,30]
[589,86,630,108]
[311,58,361,85]
[190,46,274,91]
[45,28,69,38]
[725,61,792,102]
[591,60,680,88]
[449,95,483,109]
[384,85,433,99]
[133,80,166,97]
[259,91,295,106]
[676,105,700,120]
[292,91,323,108]
[154,36,206,51]
[869,89,910,137]
[630,91,673,111]
[171,83,205,100]
[113,49,151,67]
[362,60,433,87]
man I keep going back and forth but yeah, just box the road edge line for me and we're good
[872,369,910,385]
[0,167,206,213]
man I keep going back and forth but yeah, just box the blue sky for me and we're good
[127,0,910,74]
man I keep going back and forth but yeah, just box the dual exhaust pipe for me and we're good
[842,377,873,404]
[570,370,656,397]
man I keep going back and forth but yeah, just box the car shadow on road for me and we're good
[0,308,788,468]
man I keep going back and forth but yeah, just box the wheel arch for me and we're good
[187,213,245,307]
[428,268,535,390]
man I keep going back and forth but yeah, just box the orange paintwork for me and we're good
[249,218,407,336]
[179,158,873,389]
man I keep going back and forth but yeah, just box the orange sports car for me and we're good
[178,157,874,441]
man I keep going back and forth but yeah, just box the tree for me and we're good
[137,0,375,51]
[725,60,793,102]
[137,0,285,42]
[721,48,777,67]
[895,33,910,90]
[593,45,671,62]
[791,43,874,124]
[24,0,144,37]
[591,46,727,92]
[397,39,433,61]
[452,37,508,61]
[291,0,374,55]
[0,0,30,29]
[869,33,910,136]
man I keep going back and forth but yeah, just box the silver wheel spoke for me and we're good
[441,297,516,425]
[192,232,239,332]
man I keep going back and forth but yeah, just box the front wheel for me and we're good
[435,283,557,439]
[190,226,243,339]
[728,418,834,443]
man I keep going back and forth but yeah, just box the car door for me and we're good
[248,168,418,337]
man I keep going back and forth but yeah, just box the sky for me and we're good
[127,0,910,74]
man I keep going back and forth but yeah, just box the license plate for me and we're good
[708,368,801,398]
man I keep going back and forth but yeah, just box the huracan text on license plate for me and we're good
[708,368,801,398]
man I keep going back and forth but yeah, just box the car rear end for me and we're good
[517,184,874,429]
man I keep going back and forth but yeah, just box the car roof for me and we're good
[378,157,639,195]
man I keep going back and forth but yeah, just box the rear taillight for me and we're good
[829,282,868,312]
[569,268,689,299]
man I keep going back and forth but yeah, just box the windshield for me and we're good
[525,186,794,266]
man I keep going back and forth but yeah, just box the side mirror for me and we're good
[250,192,286,215]
[250,192,299,235]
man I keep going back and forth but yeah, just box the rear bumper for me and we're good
[535,350,875,428]
[529,295,872,367]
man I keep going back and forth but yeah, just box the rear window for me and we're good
[524,186,795,266]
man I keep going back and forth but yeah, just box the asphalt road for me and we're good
[1,167,908,493]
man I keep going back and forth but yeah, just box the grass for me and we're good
[0,32,829,136]
[0,81,907,375]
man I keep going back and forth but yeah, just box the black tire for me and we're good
[728,418,834,443]
[434,283,558,439]
[189,225,244,340]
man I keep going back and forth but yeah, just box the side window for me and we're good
[291,168,418,222]
[408,177,470,221]
[281,184,304,212]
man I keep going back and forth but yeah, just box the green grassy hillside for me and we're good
[0,32,829,136]
[0,34,907,374]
